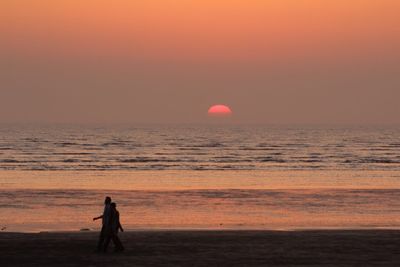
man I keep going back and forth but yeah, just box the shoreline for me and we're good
[1,230,400,266]
[4,225,400,234]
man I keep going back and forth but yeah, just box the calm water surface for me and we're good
[1,124,400,171]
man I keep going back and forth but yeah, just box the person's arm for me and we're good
[117,213,123,232]
[93,215,103,221]
[118,221,124,232]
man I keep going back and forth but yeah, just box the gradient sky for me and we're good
[1,0,399,124]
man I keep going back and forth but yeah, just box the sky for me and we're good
[1,0,399,124]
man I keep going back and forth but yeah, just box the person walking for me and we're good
[103,202,125,252]
[93,196,112,252]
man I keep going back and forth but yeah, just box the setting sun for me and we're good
[207,105,233,117]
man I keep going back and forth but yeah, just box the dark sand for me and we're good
[1,230,400,266]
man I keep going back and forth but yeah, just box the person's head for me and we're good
[104,196,111,205]
[111,202,117,209]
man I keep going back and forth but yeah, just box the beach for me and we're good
[1,230,400,266]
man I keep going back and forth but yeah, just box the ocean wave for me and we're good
[0,159,39,163]
[0,159,19,163]
[191,142,224,148]
[55,142,79,146]
[255,157,286,163]
[53,152,93,155]
[62,159,80,163]
[119,157,180,163]
[344,158,399,164]
[298,159,323,163]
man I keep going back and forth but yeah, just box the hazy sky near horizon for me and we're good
[1,0,400,124]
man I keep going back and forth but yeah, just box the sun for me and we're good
[208,104,233,117]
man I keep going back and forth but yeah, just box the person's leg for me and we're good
[103,234,112,253]
[96,226,105,251]
[112,234,124,251]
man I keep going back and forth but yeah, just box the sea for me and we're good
[0,124,399,232]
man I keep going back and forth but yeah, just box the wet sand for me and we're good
[1,230,399,266]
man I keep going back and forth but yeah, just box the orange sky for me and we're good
[2,0,399,62]
[1,0,400,124]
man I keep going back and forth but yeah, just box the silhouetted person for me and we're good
[93,196,112,252]
[103,202,125,252]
